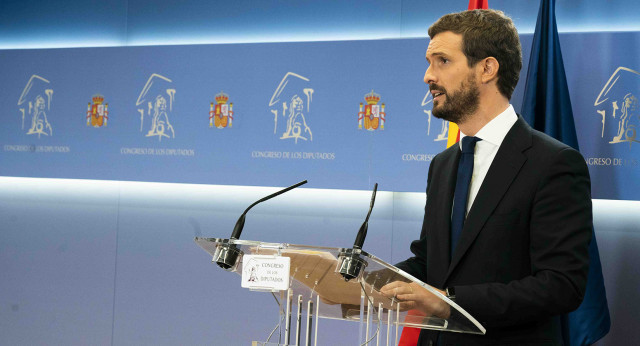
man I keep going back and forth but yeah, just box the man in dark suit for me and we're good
[381,9,592,345]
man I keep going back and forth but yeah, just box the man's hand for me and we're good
[380,281,451,319]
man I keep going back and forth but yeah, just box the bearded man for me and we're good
[382,9,592,346]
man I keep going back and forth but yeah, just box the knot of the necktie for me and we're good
[461,136,482,154]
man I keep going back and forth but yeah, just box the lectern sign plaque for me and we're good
[241,255,291,291]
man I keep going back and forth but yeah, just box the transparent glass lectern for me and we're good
[195,237,485,345]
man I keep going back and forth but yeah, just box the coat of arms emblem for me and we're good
[358,90,386,131]
[209,91,233,128]
[86,95,109,127]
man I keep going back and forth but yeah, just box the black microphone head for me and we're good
[372,183,378,196]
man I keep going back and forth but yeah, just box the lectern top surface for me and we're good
[195,237,485,335]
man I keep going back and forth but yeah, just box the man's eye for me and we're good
[440,57,449,64]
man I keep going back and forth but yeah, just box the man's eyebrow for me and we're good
[426,51,447,62]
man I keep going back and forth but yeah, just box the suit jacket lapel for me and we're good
[433,146,461,273]
[446,117,532,281]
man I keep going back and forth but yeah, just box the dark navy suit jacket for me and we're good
[396,116,592,346]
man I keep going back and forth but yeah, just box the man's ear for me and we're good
[479,57,499,84]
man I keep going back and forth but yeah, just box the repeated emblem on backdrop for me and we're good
[357,90,386,131]
[595,67,640,147]
[17,75,54,138]
[86,95,109,127]
[268,72,314,144]
[421,91,449,142]
[209,91,233,128]
[135,73,176,141]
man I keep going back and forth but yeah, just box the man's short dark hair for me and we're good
[428,9,522,100]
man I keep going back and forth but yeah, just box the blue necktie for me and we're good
[451,136,481,259]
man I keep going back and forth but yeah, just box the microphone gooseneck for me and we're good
[338,183,378,281]
[215,180,308,271]
[353,183,377,249]
[229,180,308,240]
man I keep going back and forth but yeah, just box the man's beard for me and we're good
[431,73,480,124]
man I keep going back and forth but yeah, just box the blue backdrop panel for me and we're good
[558,32,640,201]
[1,32,639,200]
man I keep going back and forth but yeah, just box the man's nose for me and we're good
[424,65,435,85]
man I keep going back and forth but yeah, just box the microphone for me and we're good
[230,180,307,240]
[353,183,377,249]
[338,183,378,281]
[214,180,308,270]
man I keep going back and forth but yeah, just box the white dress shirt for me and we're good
[459,104,518,214]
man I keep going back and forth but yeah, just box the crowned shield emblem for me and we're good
[86,94,109,127]
[210,91,233,129]
[358,90,386,131]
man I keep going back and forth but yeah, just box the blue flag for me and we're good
[521,0,611,345]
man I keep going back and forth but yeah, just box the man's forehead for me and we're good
[426,31,463,57]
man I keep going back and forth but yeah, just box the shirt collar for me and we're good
[459,104,518,149]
